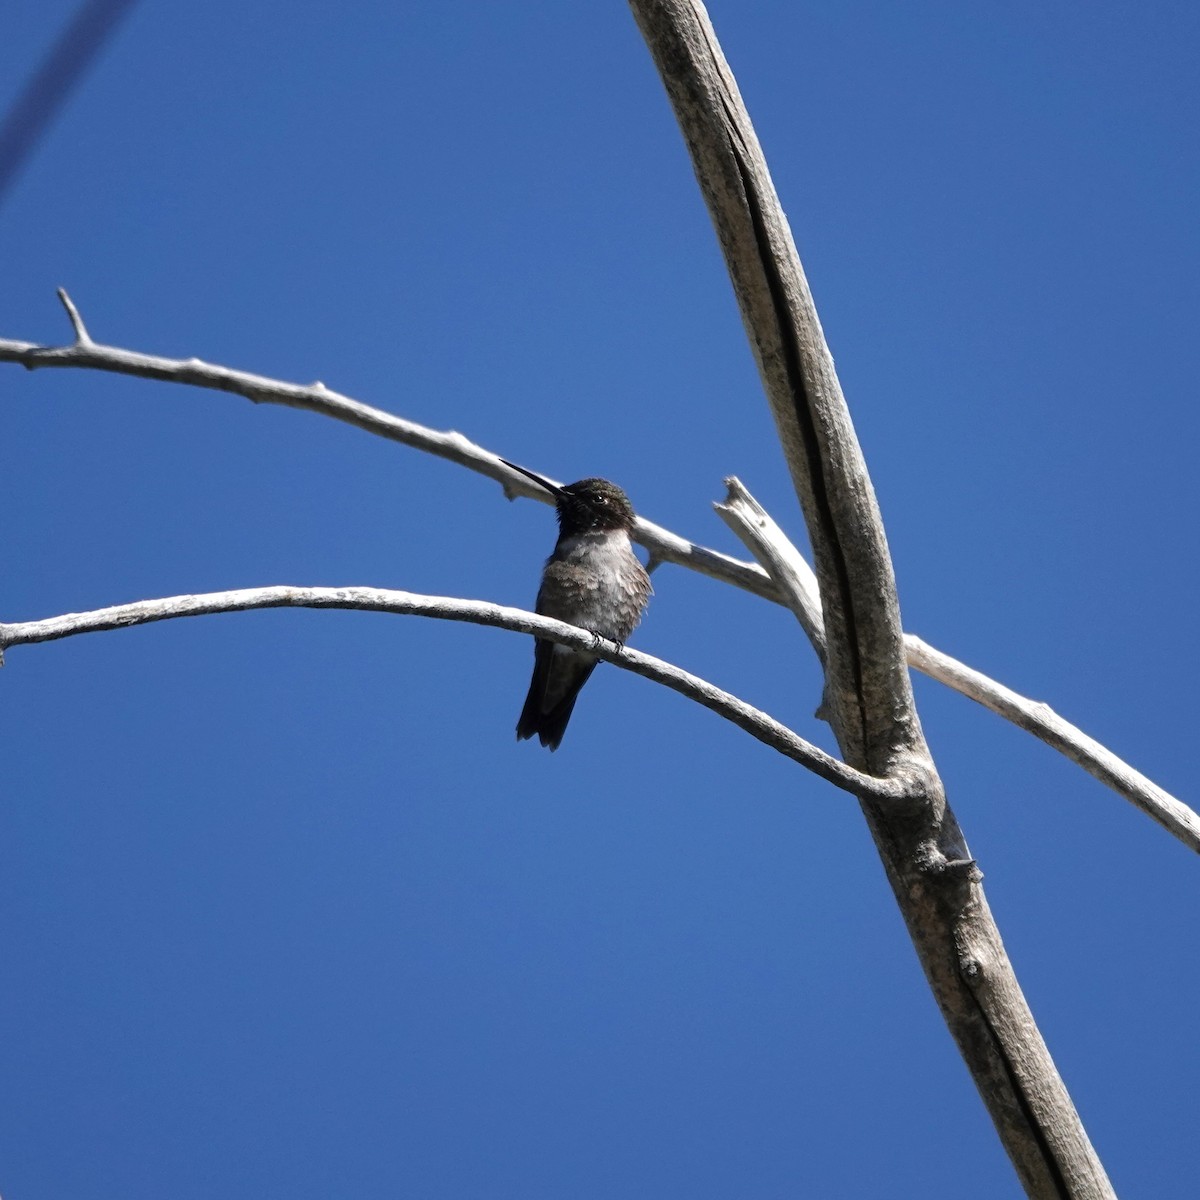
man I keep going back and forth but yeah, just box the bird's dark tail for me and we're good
[517,641,597,751]
[516,688,584,751]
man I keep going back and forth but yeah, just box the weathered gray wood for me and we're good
[629,2,1116,1195]
[907,636,1200,853]
[0,290,780,605]
[0,585,900,799]
[3,295,1190,853]
[714,477,826,662]
[720,477,1200,855]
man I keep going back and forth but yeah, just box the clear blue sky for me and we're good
[2,3,1197,1197]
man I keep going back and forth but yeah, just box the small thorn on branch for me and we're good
[56,288,94,347]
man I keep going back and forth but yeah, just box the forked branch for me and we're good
[717,477,1200,855]
[0,292,1189,855]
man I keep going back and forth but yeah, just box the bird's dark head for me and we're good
[555,477,636,535]
[500,458,637,536]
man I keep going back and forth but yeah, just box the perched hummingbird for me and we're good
[502,458,652,751]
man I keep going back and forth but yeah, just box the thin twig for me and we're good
[907,638,1200,854]
[55,286,93,345]
[0,585,904,802]
[714,476,826,659]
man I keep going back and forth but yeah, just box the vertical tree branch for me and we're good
[629,3,1115,1196]
[629,2,914,771]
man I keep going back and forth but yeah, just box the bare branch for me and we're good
[0,293,779,606]
[0,585,903,803]
[715,476,825,660]
[907,638,1200,854]
[3,295,1187,860]
[55,285,93,345]
[630,2,1115,1194]
[630,0,918,772]
[718,478,1200,855]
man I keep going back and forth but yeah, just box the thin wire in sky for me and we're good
[0,0,138,208]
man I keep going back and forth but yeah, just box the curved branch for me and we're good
[0,585,903,803]
[0,291,779,606]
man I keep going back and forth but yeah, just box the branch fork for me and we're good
[0,4,1188,1182]
[0,290,1193,852]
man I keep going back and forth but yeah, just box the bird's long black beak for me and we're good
[499,457,567,498]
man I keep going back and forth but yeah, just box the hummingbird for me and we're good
[501,458,652,751]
